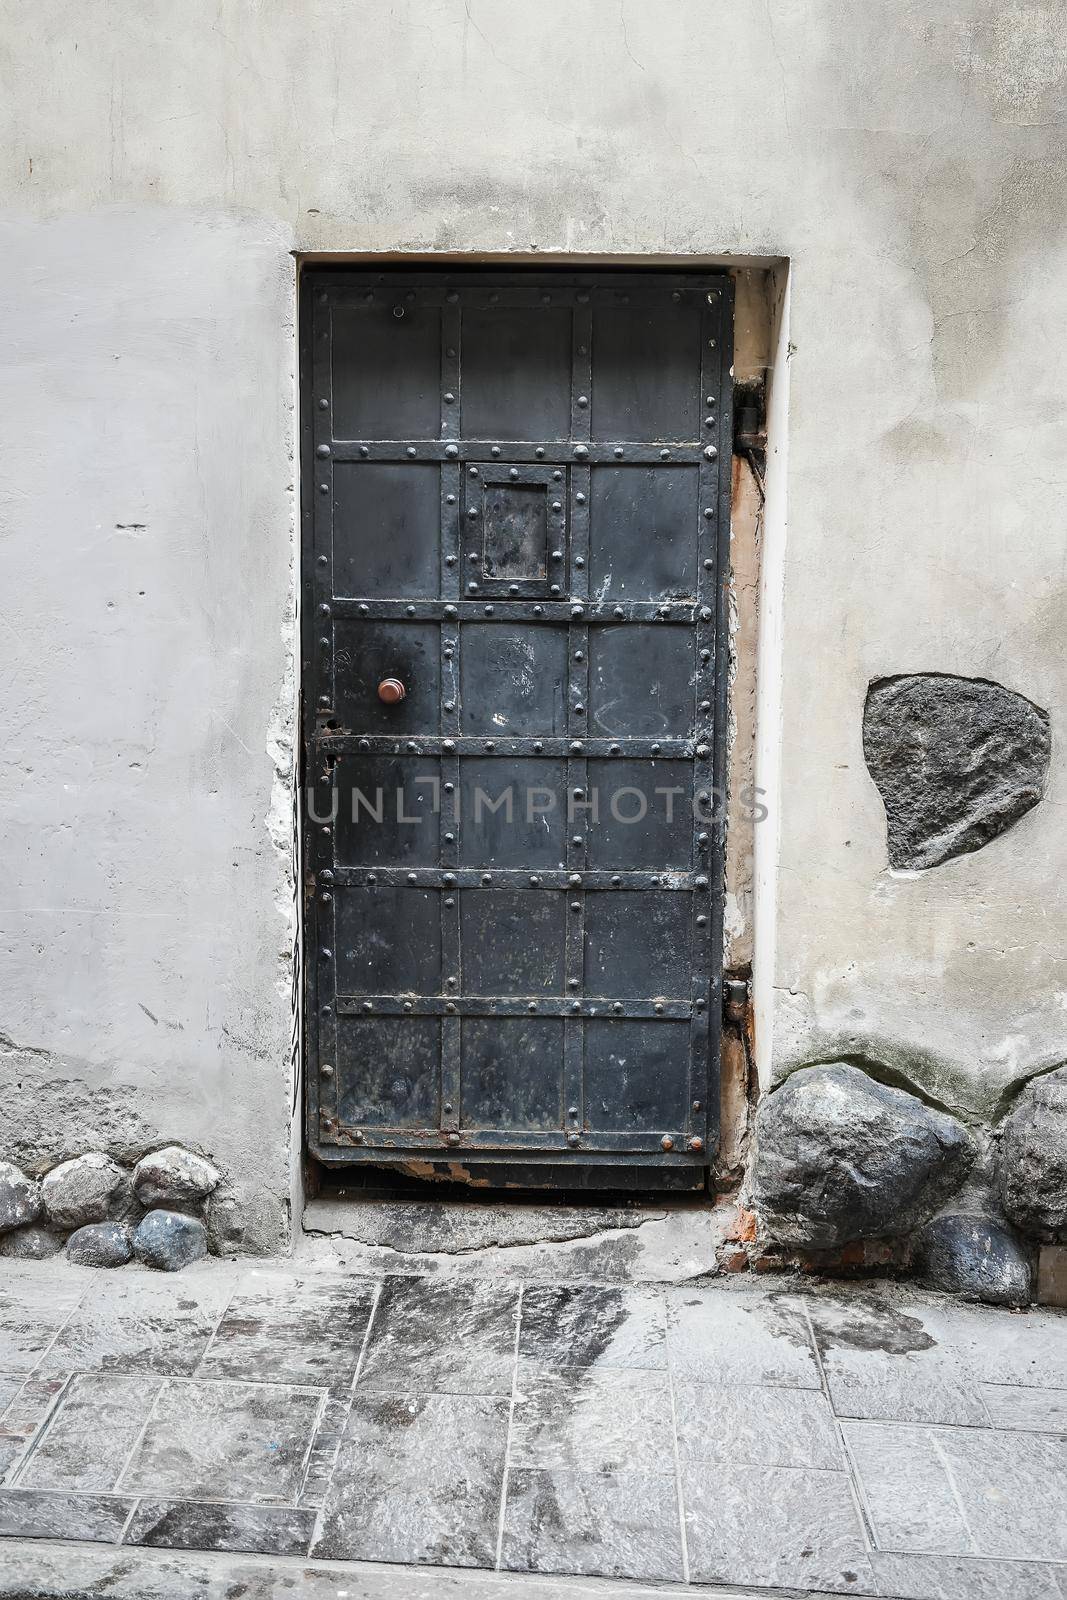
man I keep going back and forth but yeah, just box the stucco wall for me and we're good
[1,0,1065,1247]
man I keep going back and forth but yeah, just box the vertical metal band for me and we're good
[440,295,465,1136]
[309,287,339,1137]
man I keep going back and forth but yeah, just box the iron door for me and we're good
[302,269,733,1184]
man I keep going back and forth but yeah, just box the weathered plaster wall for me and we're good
[2,1,1065,1242]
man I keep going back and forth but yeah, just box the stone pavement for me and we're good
[1,1255,1066,1599]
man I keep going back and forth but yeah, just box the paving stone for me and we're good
[118,1377,324,1505]
[501,1465,683,1581]
[0,1487,133,1542]
[0,1375,23,1413]
[198,1272,376,1394]
[675,1381,845,1469]
[924,1299,1067,1390]
[313,1390,509,1567]
[869,1550,1065,1599]
[664,1286,821,1388]
[0,1539,698,1600]
[124,1498,317,1556]
[0,1380,65,1479]
[978,1382,1067,1432]
[132,1210,208,1271]
[931,1425,1067,1560]
[511,1368,675,1475]
[0,1277,84,1373]
[844,1420,974,1554]
[41,1152,128,1231]
[38,1272,230,1376]
[16,1373,163,1492]
[805,1293,987,1425]
[297,1395,350,1509]
[66,1221,133,1268]
[358,1277,519,1396]
[517,1285,666,1371]
[684,1462,871,1592]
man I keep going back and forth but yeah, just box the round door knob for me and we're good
[377,677,406,704]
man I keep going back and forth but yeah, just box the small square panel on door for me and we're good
[332,464,440,599]
[461,1018,564,1131]
[333,621,440,735]
[335,755,441,867]
[584,1020,689,1133]
[336,887,441,997]
[460,890,566,996]
[459,758,566,869]
[589,625,694,740]
[460,624,567,737]
[584,892,690,1000]
[587,759,692,871]
[461,306,573,440]
[591,299,701,442]
[336,1017,440,1128]
[588,465,699,603]
[331,299,441,440]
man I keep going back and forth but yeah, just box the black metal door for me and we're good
[302,268,732,1185]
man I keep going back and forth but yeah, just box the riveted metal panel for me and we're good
[301,268,733,1182]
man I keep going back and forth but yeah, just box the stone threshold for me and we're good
[300,1192,733,1283]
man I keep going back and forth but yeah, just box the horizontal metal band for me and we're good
[316,1124,703,1157]
[326,441,709,466]
[318,868,711,890]
[311,733,707,758]
[325,599,709,623]
[334,995,693,1020]
[314,271,729,305]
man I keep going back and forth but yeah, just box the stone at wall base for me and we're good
[914,1212,1032,1307]
[750,1063,973,1249]
[42,1152,128,1231]
[0,1161,42,1233]
[1037,1245,1067,1308]
[0,1224,64,1260]
[132,1209,208,1271]
[67,1221,133,1268]
[998,1065,1067,1240]
[133,1147,220,1210]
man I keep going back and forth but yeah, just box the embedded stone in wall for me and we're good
[132,1209,208,1271]
[132,1146,220,1209]
[41,1151,129,1230]
[67,1221,133,1269]
[997,1065,1067,1240]
[0,1224,63,1260]
[914,1212,1032,1308]
[0,1161,42,1233]
[750,1063,973,1249]
[862,674,1051,870]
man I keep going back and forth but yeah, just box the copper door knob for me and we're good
[377,677,406,704]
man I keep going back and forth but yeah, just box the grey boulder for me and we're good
[914,1212,1032,1307]
[0,1160,42,1233]
[0,1223,63,1260]
[67,1221,133,1269]
[750,1063,973,1249]
[132,1209,208,1271]
[133,1146,220,1209]
[41,1151,128,1230]
[998,1065,1067,1239]
[863,673,1051,871]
